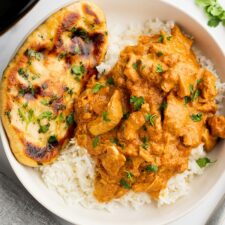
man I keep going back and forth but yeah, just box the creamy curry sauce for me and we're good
[75,26,225,202]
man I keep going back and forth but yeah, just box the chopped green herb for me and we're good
[142,125,147,131]
[22,102,28,108]
[66,113,74,126]
[48,135,58,144]
[18,68,28,80]
[18,86,35,97]
[156,51,164,57]
[191,113,202,122]
[74,46,81,54]
[107,77,115,85]
[5,111,11,121]
[192,89,201,101]
[123,112,130,120]
[132,60,141,71]
[70,26,77,33]
[141,137,149,150]
[18,108,26,121]
[59,113,65,122]
[39,111,52,120]
[25,49,42,61]
[196,157,214,168]
[105,31,108,35]
[71,62,86,81]
[110,137,119,145]
[184,96,192,105]
[197,79,203,84]
[145,113,157,126]
[38,124,50,133]
[130,96,144,111]
[158,35,164,43]
[126,171,134,180]
[28,109,34,122]
[146,164,158,172]
[67,88,74,95]
[189,84,194,94]
[167,36,172,41]
[120,178,131,189]
[58,52,66,60]
[195,0,225,27]
[92,136,99,148]
[40,99,50,106]
[159,101,167,111]
[156,64,164,73]
[92,83,105,93]
[72,28,90,43]
[102,111,111,122]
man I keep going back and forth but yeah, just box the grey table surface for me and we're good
[0,0,225,225]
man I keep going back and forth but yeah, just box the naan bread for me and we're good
[0,1,108,167]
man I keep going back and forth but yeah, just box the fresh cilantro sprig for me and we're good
[195,0,225,27]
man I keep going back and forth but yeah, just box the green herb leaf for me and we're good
[40,99,50,106]
[102,111,111,122]
[66,113,74,126]
[126,171,134,180]
[167,36,172,41]
[195,0,225,27]
[208,17,221,27]
[158,35,164,43]
[18,108,26,121]
[74,46,81,54]
[25,49,42,61]
[141,136,149,150]
[156,64,164,73]
[110,137,119,145]
[196,0,215,7]
[146,164,158,172]
[71,62,86,81]
[184,96,192,105]
[145,113,157,126]
[59,113,64,122]
[48,135,58,144]
[120,178,131,189]
[192,89,201,101]
[156,51,164,57]
[39,124,50,133]
[5,111,11,121]
[39,111,52,120]
[159,101,167,111]
[58,52,66,60]
[191,113,203,122]
[196,157,212,168]
[28,109,34,122]
[123,112,130,120]
[132,60,142,71]
[130,96,145,111]
[92,136,99,148]
[92,83,105,93]
[107,77,115,85]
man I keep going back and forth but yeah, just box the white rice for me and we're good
[39,19,225,211]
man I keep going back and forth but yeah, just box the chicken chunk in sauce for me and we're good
[75,25,225,202]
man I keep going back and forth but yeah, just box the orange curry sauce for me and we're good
[74,26,225,202]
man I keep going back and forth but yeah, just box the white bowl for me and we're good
[1,0,225,225]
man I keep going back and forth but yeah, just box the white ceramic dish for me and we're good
[1,0,225,225]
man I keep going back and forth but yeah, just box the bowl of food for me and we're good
[1,0,225,224]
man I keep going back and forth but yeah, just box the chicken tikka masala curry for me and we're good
[75,25,225,202]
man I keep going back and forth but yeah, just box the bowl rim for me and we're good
[1,0,225,225]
